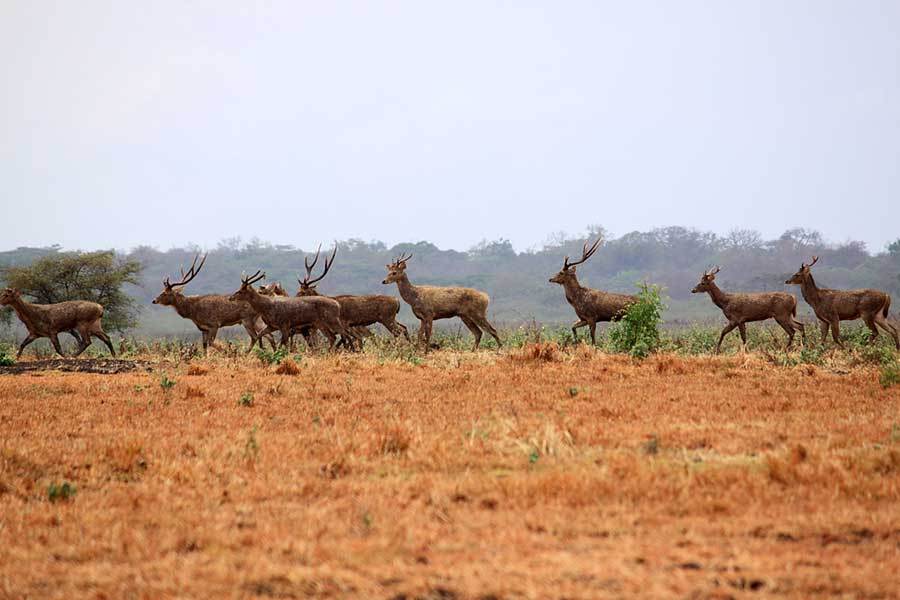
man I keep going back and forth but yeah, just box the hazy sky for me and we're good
[1,1,898,253]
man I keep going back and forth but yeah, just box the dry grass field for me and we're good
[1,346,898,599]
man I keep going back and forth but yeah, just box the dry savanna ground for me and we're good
[1,346,898,599]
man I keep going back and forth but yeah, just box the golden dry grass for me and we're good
[1,348,898,599]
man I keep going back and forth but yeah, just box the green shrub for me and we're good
[255,346,288,365]
[238,392,254,407]
[48,482,76,502]
[159,374,176,392]
[0,346,14,367]
[880,363,900,389]
[608,283,665,359]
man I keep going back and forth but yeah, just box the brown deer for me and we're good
[691,266,805,353]
[299,245,410,344]
[229,271,357,350]
[382,253,501,350]
[152,254,276,354]
[0,288,115,358]
[786,256,898,349]
[549,239,636,344]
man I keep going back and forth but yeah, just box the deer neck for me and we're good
[6,296,42,331]
[243,290,273,313]
[171,292,199,319]
[705,282,730,310]
[394,274,423,308]
[800,274,821,307]
[562,276,587,305]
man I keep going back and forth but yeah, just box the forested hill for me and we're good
[2,227,899,337]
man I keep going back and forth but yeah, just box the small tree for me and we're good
[608,283,666,359]
[2,251,143,333]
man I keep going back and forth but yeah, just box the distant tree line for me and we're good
[2,227,898,337]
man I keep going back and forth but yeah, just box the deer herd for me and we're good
[1,240,898,359]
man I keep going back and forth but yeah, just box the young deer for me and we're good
[786,256,898,349]
[299,246,410,343]
[692,266,805,353]
[230,271,357,351]
[0,288,115,358]
[549,239,636,344]
[382,253,501,351]
[152,254,276,354]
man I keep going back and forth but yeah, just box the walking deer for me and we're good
[152,254,276,354]
[549,239,636,344]
[299,246,410,343]
[691,266,805,353]
[1,288,115,358]
[786,256,898,349]
[229,271,357,351]
[382,253,501,350]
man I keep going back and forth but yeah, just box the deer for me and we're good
[548,238,637,345]
[299,245,410,345]
[786,256,898,349]
[152,254,276,354]
[382,252,501,351]
[691,266,805,353]
[229,270,359,351]
[0,288,116,359]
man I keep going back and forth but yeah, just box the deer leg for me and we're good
[818,320,830,344]
[49,332,65,357]
[475,316,502,348]
[421,318,434,351]
[588,321,597,346]
[737,323,748,352]
[830,319,843,347]
[67,330,83,345]
[571,320,588,344]
[774,317,795,350]
[873,313,900,349]
[16,334,39,359]
[459,316,483,351]
[793,319,806,344]
[73,325,92,357]
[396,321,411,342]
[863,315,879,343]
[715,322,738,355]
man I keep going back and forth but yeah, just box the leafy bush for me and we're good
[0,346,14,366]
[880,363,899,389]
[239,392,254,407]
[255,346,288,365]
[159,374,176,392]
[608,283,665,359]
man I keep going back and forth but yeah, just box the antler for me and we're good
[300,244,337,286]
[563,238,601,270]
[803,255,819,268]
[241,270,266,286]
[392,252,413,267]
[165,253,207,288]
[706,265,721,277]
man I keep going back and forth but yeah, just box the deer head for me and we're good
[549,238,601,285]
[691,266,721,294]
[785,255,818,285]
[229,271,266,303]
[153,254,207,305]
[0,287,21,306]
[382,252,412,284]
[258,282,288,297]
[298,244,336,296]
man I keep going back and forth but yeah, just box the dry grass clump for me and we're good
[0,352,898,598]
[510,341,560,362]
[274,358,301,375]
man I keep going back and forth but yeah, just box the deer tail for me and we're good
[884,295,891,319]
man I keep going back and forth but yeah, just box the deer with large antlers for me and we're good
[382,252,501,350]
[299,245,410,345]
[692,266,805,353]
[0,288,116,358]
[229,270,358,350]
[786,256,898,349]
[549,239,636,345]
[152,254,276,354]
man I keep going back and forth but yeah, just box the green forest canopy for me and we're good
[2,227,899,338]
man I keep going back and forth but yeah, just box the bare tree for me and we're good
[691,266,804,353]
[382,253,501,350]
[1,288,115,358]
[152,254,275,354]
[229,271,357,351]
[299,246,410,344]
[786,256,899,349]
[549,239,636,344]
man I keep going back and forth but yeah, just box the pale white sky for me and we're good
[1,1,898,253]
